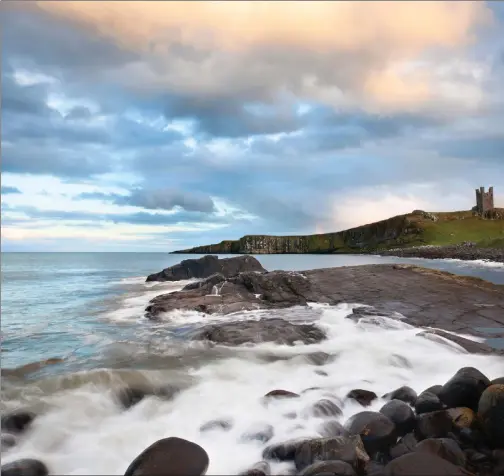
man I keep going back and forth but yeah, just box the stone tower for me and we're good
[475,186,494,215]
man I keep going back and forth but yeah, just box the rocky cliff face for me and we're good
[174,214,424,254]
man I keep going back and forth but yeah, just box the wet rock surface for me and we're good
[379,400,415,436]
[477,384,504,448]
[414,389,444,415]
[0,459,48,476]
[414,437,466,467]
[439,367,491,411]
[300,460,357,476]
[239,461,271,476]
[1,412,36,434]
[124,437,209,476]
[115,384,181,409]
[382,386,417,405]
[146,255,266,282]
[346,389,378,407]
[383,452,469,475]
[345,411,397,456]
[190,318,326,346]
[144,260,504,352]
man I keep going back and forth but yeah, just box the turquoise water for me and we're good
[1,252,503,370]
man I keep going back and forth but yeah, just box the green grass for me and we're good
[174,210,504,253]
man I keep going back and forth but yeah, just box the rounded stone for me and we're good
[300,460,356,476]
[414,390,444,415]
[124,437,209,476]
[346,389,378,407]
[309,399,343,418]
[438,367,490,411]
[1,459,48,476]
[317,420,349,438]
[264,389,300,399]
[382,386,417,406]
[414,438,466,467]
[345,411,397,456]
[239,461,271,476]
[379,399,415,436]
[1,412,36,434]
[383,452,468,475]
[477,384,504,448]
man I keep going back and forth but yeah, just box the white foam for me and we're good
[3,303,503,475]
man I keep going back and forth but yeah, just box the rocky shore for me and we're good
[3,368,504,475]
[376,244,504,263]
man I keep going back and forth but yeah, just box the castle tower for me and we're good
[475,186,494,215]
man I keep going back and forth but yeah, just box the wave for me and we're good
[2,303,502,475]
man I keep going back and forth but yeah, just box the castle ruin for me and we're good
[475,186,494,215]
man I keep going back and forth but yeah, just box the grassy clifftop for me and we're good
[173,209,504,254]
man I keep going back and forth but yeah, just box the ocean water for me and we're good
[1,252,504,475]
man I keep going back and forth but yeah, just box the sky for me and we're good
[1,1,504,252]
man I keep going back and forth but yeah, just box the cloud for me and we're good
[76,188,217,213]
[1,186,22,195]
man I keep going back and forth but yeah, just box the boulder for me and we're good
[262,438,311,462]
[294,436,370,473]
[414,438,466,467]
[345,411,397,456]
[1,434,16,452]
[146,255,266,282]
[382,386,417,406]
[414,390,444,415]
[182,273,226,291]
[446,407,475,431]
[379,400,415,436]
[1,412,36,434]
[389,433,418,460]
[299,460,356,476]
[383,453,469,475]
[191,318,326,346]
[438,367,490,411]
[264,390,300,400]
[477,384,504,448]
[416,410,461,440]
[318,420,349,438]
[346,389,378,407]
[240,424,274,444]
[366,461,386,476]
[239,461,271,476]
[308,399,343,418]
[124,437,209,476]
[490,377,504,386]
[199,419,233,433]
[0,459,48,476]
[115,385,180,409]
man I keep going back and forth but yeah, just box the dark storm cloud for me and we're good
[76,188,217,213]
[1,186,22,195]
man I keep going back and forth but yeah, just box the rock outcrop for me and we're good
[146,255,266,282]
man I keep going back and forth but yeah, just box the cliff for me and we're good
[173,209,504,255]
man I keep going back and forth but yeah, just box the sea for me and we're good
[1,252,504,475]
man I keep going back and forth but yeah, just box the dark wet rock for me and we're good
[414,390,444,415]
[115,385,180,409]
[299,460,356,476]
[414,438,466,467]
[262,438,311,461]
[240,424,274,444]
[318,420,350,438]
[425,384,443,396]
[182,273,226,291]
[146,255,266,282]
[477,384,504,448]
[146,270,313,318]
[315,370,329,377]
[382,386,417,406]
[264,390,300,399]
[390,432,418,460]
[199,419,233,432]
[446,407,476,431]
[346,389,378,407]
[383,452,469,475]
[439,367,490,411]
[366,461,386,476]
[294,436,370,473]
[345,411,397,456]
[239,461,271,476]
[124,437,209,476]
[351,306,387,318]
[304,352,334,366]
[379,400,415,436]
[1,412,36,434]
[416,409,463,440]
[308,399,343,418]
[0,459,48,476]
[490,377,504,386]
[191,318,326,346]
[1,433,17,452]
